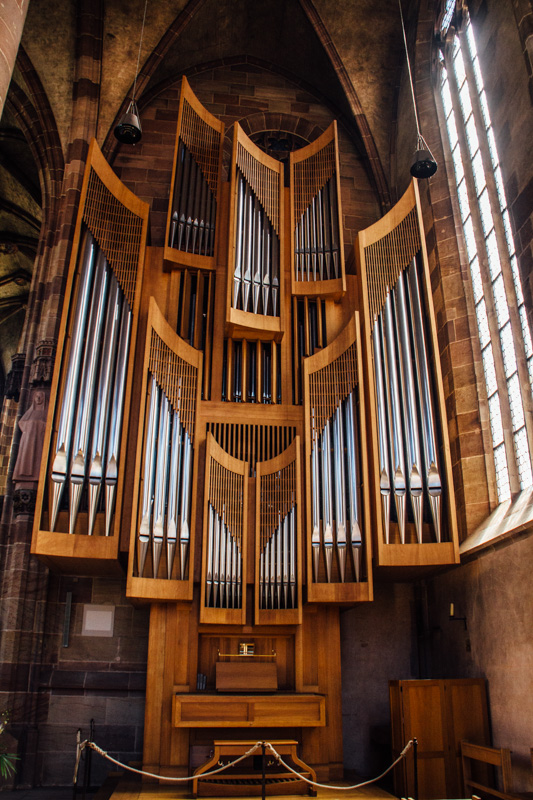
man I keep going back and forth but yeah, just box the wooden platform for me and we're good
[103,780,396,800]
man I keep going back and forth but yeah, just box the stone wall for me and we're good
[33,575,149,786]
[424,531,533,792]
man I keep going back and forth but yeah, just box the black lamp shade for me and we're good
[114,105,142,144]
[410,148,437,179]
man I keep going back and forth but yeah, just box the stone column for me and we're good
[0,0,30,120]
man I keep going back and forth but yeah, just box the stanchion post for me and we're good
[262,741,267,800]
[73,729,81,800]
[413,738,418,800]
[82,720,94,800]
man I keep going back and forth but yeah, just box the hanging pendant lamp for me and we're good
[399,0,438,178]
[114,0,148,144]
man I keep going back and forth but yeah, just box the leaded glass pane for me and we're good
[466,20,478,59]
[470,256,484,304]
[486,229,501,282]
[478,188,493,236]
[441,78,453,117]
[494,442,511,501]
[463,215,477,261]
[493,165,506,207]
[492,274,509,329]
[457,178,470,221]
[459,81,473,119]
[476,300,491,348]
[519,305,532,357]
[446,112,459,150]
[452,145,464,182]
[502,210,516,255]
[514,427,533,488]
[472,150,485,196]
[465,114,479,154]
[479,90,491,128]
[487,127,498,165]
[500,320,517,376]
[507,372,525,430]
[488,391,504,442]
[454,45,467,86]
[483,345,498,397]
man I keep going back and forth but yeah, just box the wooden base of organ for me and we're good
[143,601,343,783]
[192,740,317,797]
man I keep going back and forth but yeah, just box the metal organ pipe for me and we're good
[152,393,171,578]
[232,169,279,318]
[321,419,334,583]
[169,142,216,257]
[394,273,424,543]
[69,253,108,535]
[294,175,341,285]
[372,321,391,543]
[407,258,443,542]
[382,298,407,543]
[105,300,132,537]
[333,405,347,582]
[344,391,362,581]
[88,276,122,537]
[50,230,96,532]
[139,376,159,577]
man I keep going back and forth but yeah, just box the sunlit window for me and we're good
[438,12,533,501]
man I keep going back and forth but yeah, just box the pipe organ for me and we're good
[32,78,459,788]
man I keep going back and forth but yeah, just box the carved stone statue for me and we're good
[13,389,48,483]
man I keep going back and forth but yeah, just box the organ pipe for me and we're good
[50,230,96,532]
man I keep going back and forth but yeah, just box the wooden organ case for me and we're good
[32,78,459,790]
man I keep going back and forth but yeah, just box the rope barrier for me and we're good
[73,737,414,791]
[265,740,414,790]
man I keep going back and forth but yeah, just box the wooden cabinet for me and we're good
[389,678,490,799]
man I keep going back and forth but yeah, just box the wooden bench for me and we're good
[461,741,532,800]
[192,739,317,797]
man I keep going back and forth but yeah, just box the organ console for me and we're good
[31,79,459,787]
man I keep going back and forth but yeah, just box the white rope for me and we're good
[265,740,414,791]
[78,740,262,783]
[75,738,414,789]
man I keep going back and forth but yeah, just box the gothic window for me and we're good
[438,8,533,501]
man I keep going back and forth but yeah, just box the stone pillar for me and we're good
[0,0,30,120]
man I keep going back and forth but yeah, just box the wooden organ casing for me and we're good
[31,80,460,787]
[31,139,149,574]
[357,181,459,568]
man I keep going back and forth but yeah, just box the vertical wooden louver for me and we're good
[290,122,345,300]
[32,139,149,573]
[200,433,248,624]
[357,180,459,567]
[255,438,303,625]
[127,297,202,601]
[226,123,284,339]
[164,76,224,270]
[303,312,372,603]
